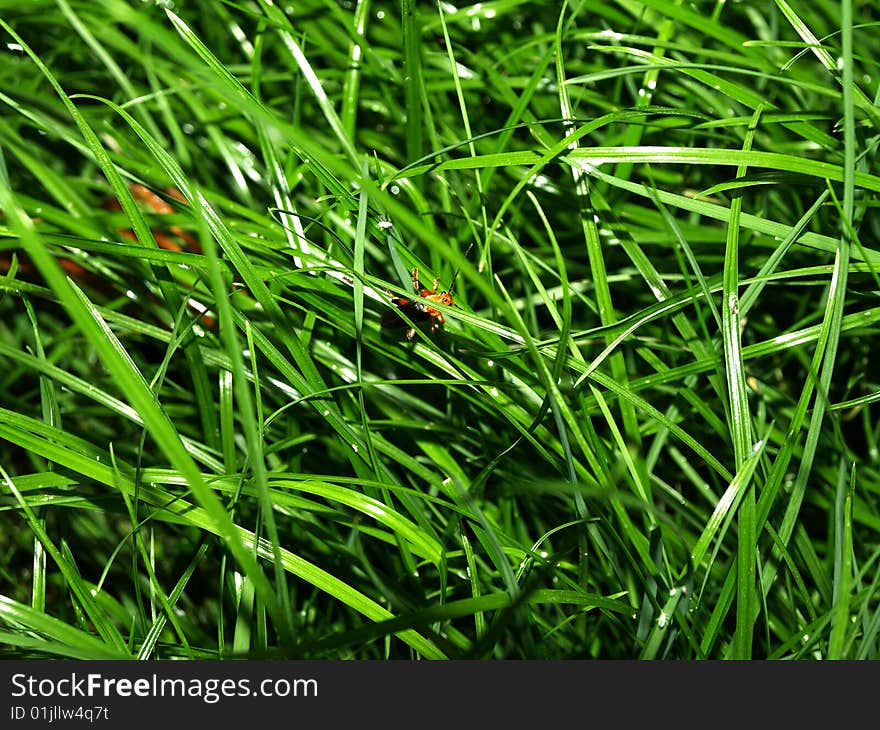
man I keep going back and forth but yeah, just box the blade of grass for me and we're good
[828,463,855,658]
[723,106,761,659]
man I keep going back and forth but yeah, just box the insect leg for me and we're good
[429,311,445,333]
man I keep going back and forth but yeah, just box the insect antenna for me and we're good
[446,241,476,293]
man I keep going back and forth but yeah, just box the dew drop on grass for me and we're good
[657,612,668,629]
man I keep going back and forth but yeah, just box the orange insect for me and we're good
[381,267,457,341]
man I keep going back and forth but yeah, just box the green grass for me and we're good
[0,0,878,659]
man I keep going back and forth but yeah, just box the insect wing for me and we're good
[380,307,405,328]
[381,298,431,330]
